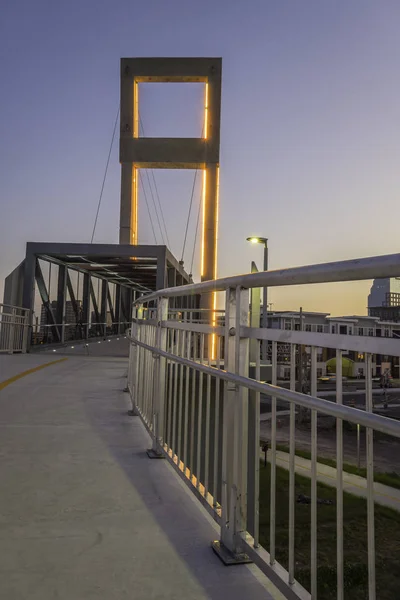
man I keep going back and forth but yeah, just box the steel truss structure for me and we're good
[3,242,195,349]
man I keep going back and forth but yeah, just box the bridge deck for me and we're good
[0,349,276,600]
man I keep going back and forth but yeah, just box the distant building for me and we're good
[368,277,400,308]
[369,304,400,323]
[38,300,82,343]
[368,277,400,323]
[261,309,400,380]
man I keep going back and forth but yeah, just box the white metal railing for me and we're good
[127,252,400,600]
[0,303,30,354]
[30,320,132,346]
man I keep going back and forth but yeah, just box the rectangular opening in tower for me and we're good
[138,83,205,138]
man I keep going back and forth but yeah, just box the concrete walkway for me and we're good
[0,354,277,600]
[268,450,400,512]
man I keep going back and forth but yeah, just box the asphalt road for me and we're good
[260,387,400,420]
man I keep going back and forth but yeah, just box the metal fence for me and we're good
[30,320,132,347]
[127,252,400,600]
[0,304,30,354]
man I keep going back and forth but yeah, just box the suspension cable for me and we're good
[181,124,205,265]
[91,105,120,243]
[143,168,165,245]
[181,169,199,263]
[138,170,157,243]
[150,169,171,247]
[190,172,204,276]
[139,116,170,247]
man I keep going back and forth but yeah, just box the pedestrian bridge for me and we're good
[2,252,400,600]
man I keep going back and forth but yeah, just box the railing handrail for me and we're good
[0,303,30,313]
[128,284,400,600]
[34,320,131,327]
[242,325,400,356]
[137,252,400,302]
[129,333,400,439]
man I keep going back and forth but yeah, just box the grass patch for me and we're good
[275,443,400,490]
[259,463,400,599]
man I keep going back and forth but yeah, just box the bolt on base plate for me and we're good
[146,448,165,459]
[211,540,252,565]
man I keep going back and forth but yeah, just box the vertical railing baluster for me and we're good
[146,325,151,423]
[177,329,184,468]
[139,324,146,416]
[310,346,318,599]
[196,333,205,490]
[150,326,156,426]
[336,348,344,600]
[136,324,141,413]
[183,329,191,473]
[167,328,174,453]
[151,297,168,455]
[288,341,296,584]
[253,338,261,548]
[8,308,16,354]
[270,340,277,564]
[365,352,376,600]
[146,326,152,425]
[172,328,179,462]
[213,335,221,508]
[204,346,212,498]
[145,325,150,424]
[190,333,197,481]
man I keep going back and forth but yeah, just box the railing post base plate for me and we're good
[211,540,252,565]
[146,448,165,459]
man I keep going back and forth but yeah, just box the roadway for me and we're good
[260,383,400,420]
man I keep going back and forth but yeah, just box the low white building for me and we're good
[264,310,400,380]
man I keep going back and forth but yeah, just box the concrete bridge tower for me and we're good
[119,57,222,291]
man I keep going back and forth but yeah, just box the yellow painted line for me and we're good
[275,453,400,505]
[0,358,68,391]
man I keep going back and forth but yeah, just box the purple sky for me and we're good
[1,1,400,314]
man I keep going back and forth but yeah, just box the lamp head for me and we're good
[246,236,268,245]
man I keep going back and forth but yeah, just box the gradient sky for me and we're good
[1,0,400,314]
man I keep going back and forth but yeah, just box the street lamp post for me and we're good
[247,237,268,361]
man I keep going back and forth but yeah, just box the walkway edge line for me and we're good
[0,358,68,391]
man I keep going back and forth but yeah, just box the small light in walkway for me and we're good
[53,349,56,352]
[108,339,111,342]
[117,338,119,341]
[71,346,74,349]
[98,341,101,344]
